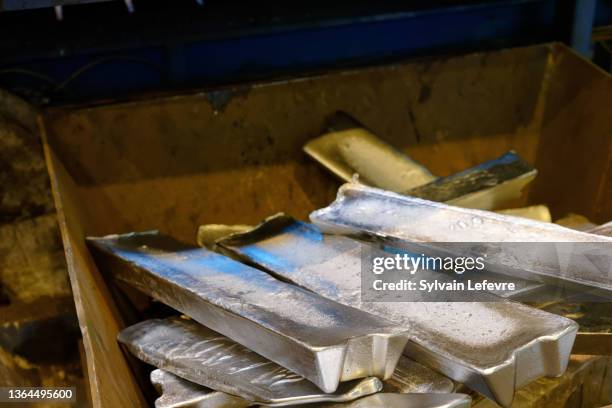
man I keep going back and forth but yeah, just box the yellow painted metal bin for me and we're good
[39,42,612,407]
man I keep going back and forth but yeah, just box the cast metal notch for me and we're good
[88,232,409,393]
[217,214,578,407]
[310,182,612,297]
[122,318,382,406]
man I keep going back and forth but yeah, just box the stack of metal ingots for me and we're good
[87,113,612,408]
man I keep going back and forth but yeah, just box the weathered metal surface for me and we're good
[218,215,578,407]
[495,205,551,222]
[149,367,462,408]
[150,369,250,408]
[88,232,409,393]
[148,355,454,408]
[304,114,536,212]
[290,393,472,408]
[406,151,536,210]
[304,112,435,191]
[310,183,612,295]
[121,318,382,406]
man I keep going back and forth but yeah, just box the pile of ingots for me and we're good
[87,113,612,408]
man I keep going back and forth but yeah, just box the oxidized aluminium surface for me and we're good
[88,232,409,393]
[217,214,578,407]
[150,367,465,408]
[304,112,535,211]
[310,183,612,296]
[150,369,250,408]
[121,318,382,406]
[290,393,472,408]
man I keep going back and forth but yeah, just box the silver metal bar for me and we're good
[88,232,409,393]
[304,112,436,191]
[121,317,382,406]
[217,215,578,407]
[150,368,466,408]
[289,393,472,408]
[310,182,612,296]
[150,369,250,408]
[304,113,535,211]
[406,151,536,210]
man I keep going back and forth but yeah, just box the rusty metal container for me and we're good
[39,42,612,407]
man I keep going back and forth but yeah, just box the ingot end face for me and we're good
[313,346,347,393]
[340,331,409,382]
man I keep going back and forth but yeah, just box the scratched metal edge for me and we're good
[119,317,384,406]
[216,214,578,407]
[150,369,251,408]
[407,151,535,201]
[88,232,409,393]
[302,112,435,189]
[277,392,472,408]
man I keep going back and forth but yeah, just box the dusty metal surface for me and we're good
[151,369,250,408]
[304,115,536,212]
[290,393,472,408]
[218,215,578,407]
[304,112,435,191]
[310,183,612,295]
[121,317,382,406]
[149,367,462,408]
[148,355,454,408]
[88,232,409,393]
[406,151,536,210]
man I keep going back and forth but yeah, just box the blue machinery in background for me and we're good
[0,0,610,104]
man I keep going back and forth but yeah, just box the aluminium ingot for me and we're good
[406,151,536,210]
[150,369,466,408]
[87,232,409,393]
[217,214,578,407]
[121,318,382,407]
[310,182,612,297]
[151,369,249,408]
[304,112,536,211]
[289,393,472,408]
[303,112,436,191]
